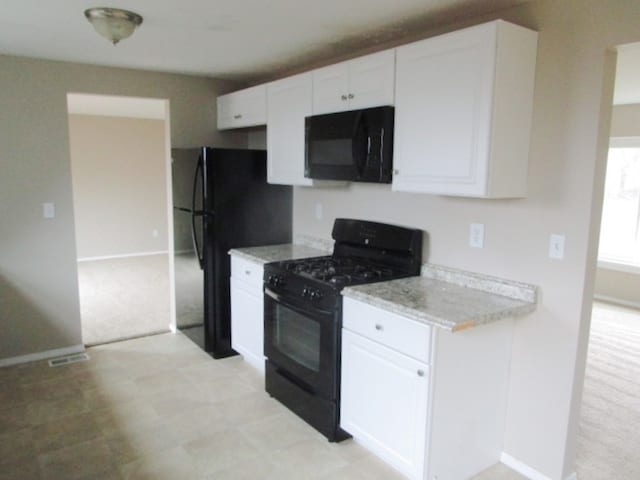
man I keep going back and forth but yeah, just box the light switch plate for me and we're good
[42,202,55,219]
[470,223,485,249]
[549,234,565,259]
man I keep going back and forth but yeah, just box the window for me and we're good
[598,137,640,270]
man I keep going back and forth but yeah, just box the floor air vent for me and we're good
[48,353,90,367]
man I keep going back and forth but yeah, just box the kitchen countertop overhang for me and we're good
[342,263,538,332]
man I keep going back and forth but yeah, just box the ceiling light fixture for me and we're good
[84,7,143,45]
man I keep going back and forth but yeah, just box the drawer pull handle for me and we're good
[375,324,383,331]
[234,114,242,119]
[245,270,251,275]
[417,369,425,377]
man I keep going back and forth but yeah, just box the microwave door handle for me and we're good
[379,127,384,178]
[352,112,367,178]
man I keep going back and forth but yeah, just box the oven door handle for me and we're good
[264,288,334,317]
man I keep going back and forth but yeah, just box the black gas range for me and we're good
[263,219,423,441]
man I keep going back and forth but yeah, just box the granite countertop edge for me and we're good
[229,239,539,333]
[342,287,537,332]
[228,235,332,265]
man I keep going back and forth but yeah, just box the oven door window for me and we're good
[264,291,337,398]
[272,303,321,372]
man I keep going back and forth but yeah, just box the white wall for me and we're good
[68,114,168,259]
[293,1,638,478]
[0,55,246,360]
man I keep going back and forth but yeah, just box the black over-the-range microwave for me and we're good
[304,106,394,183]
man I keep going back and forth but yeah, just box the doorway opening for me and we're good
[581,41,640,478]
[66,93,175,346]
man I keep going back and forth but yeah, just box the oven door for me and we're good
[264,287,338,400]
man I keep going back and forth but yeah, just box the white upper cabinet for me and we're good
[217,84,267,130]
[312,49,395,115]
[392,20,538,198]
[267,73,315,186]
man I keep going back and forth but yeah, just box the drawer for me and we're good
[231,255,264,289]
[343,297,432,364]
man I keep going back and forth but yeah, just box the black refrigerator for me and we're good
[172,147,292,358]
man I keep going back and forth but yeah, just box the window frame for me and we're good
[597,136,640,273]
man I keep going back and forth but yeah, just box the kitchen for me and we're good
[0,1,637,480]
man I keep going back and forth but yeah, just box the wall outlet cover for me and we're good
[42,202,55,219]
[549,234,566,259]
[470,223,485,249]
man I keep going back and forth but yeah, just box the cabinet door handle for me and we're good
[348,93,354,99]
[417,369,425,377]
[233,114,242,119]
[341,94,348,101]
[245,270,251,275]
[375,324,383,331]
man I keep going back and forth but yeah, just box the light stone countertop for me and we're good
[228,243,329,265]
[342,265,538,333]
[229,237,538,333]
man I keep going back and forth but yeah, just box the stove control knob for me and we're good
[268,275,284,287]
[310,290,323,300]
[302,287,310,297]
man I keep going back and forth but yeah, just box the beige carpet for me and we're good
[576,302,640,479]
[77,254,171,346]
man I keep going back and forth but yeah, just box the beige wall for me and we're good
[68,114,168,259]
[594,103,640,305]
[0,55,246,361]
[610,103,640,137]
[293,1,639,478]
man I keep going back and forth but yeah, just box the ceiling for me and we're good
[4,1,638,103]
[1,0,531,84]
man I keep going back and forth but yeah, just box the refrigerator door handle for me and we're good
[191,155,205,270]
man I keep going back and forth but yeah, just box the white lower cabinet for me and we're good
[230,255,264,374]
[341,329,429,480]
[341,297,514,480]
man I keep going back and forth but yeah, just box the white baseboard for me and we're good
[77,250,168,262]
[593,294,640,310]
[500,453,576,480]
[0,344,85,368]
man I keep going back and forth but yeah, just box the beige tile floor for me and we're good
[0,332,519,480]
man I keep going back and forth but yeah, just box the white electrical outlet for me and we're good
[549,234,566,259]
[315,203,323,220]
[42,202,55,219]
[469,223,485,248]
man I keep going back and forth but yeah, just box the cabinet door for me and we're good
[217,84,267,130]
[348,49,395,110]
[392,23,495,197]
[217,94,234,130]
[312,62,350,115]
[340,329,429,480]
[267,73,314,186]
[230,277,264,373]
